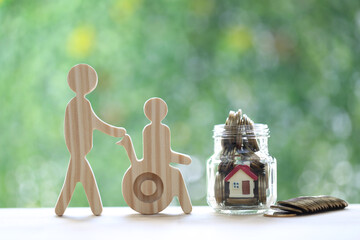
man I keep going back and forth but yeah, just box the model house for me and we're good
[224,165,258,198]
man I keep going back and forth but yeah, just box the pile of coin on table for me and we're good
[264,196,348,217]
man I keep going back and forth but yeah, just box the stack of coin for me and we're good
[218,160,235,176]
[214,172,225,204]
[221,110,242,156]
[264,196,348,217]
[226,197,258,206]
[241,114,260,152]
[249,157,264,173]
[221,109,260,158]
[258,173,267,204]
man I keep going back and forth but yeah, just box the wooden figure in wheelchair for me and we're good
[117,97,192,214]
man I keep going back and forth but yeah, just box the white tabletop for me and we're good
[0,205,359,240]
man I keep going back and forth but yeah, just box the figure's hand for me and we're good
[171,153,191,165]
[180,155,192,165]
[92,112,126,137]
[116,134,130,146]
[113,127,126,138]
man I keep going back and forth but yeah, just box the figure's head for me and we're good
[67,64,98,95]
[144,98,168,122]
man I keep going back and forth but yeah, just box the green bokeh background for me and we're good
[1,0,359,208]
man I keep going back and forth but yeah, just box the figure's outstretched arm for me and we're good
[117,134,139,163]
[92,111,126,137]
[171,151,191,165]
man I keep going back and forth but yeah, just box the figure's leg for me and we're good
[55,161,78,216]
[81,159,103,216]
[173,169,192,214]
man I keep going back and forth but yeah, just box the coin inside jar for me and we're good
[208,109,276,214]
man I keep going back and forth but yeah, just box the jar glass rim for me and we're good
[213,123,270,138]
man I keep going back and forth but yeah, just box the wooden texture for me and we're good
[55,64,126,216]
[0,206,359,240]
[118,98,192,214]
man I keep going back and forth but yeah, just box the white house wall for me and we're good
[228,170,255,198]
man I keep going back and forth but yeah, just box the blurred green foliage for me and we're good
[1,0,360,208]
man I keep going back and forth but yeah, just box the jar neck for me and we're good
[213,124,270,157]
[213,136,269,154]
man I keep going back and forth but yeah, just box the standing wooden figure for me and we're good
[55,64,126,216]
[118,98,192,214]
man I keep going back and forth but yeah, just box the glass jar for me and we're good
[207,123,277,214]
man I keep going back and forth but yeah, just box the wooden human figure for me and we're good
[118,97,192,214]
[55,64,126,216]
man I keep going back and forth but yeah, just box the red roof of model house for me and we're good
[224,165,258,182]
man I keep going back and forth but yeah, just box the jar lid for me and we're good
[213,124,270,138]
